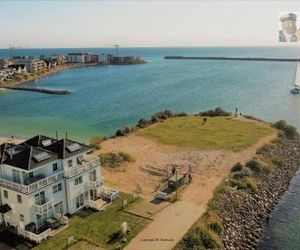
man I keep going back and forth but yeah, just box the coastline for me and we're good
[177,123,300,249]
[0,62,99,88]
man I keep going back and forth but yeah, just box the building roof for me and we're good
[0,135,91,171]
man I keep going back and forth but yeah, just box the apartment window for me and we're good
[17,194,22,203]
[19,214,24,222]
[29,172,34,178]
[75,194,84,209]
[12,169,21,184]
[35,191,46,205]
[54,201,63,214]
[52,163,58,172]
[74,176,83,186]
[68,159,73,167]
[89,170,96,182]
[3,190,8,199]
[53,183,62,193]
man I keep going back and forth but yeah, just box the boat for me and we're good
[290,62,300,94]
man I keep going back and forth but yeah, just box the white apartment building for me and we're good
[67,53,99,63]
[11,57,46,73]
[0,135,102,241]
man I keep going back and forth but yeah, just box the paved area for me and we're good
[125,198,171,220]
[125,201,205,250]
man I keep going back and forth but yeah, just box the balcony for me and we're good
[0,171,64,194]
[64,157,100,178]
[35,199,53,214]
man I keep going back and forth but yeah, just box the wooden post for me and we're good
[175,171,178,201]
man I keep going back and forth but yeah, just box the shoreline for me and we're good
[0,63,99,88]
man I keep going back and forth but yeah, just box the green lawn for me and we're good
[138,116,275,151]
[34,193,147,250]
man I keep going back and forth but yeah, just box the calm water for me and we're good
[1,47,300,248]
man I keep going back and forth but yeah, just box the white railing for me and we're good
[87,200,105,211]
[0,171,64,194]
[64,157,100,178]
[101,186,119,202]
[35,199,53,214]
[18,227,51,243]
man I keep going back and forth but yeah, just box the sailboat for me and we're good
[290,61,300,94]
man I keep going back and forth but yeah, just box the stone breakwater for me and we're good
[219,136,300,250]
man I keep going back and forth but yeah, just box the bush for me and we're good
[232,167,252,179]
[137,118,149,128]
[185,224,221,249]
[271,155,282,166]
[273,120,298,139]
[229,178,248,190]
[199,107,232,117]
[175,112,188,117]
[245,160,262,173]
[244,177,258,193]
[151,109,174,123]
[206,212,224,234]
[231,162,243,172]
[273,120,287,130]
[256,145,270,155]
[100,152,134,168]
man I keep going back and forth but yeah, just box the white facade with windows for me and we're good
[0,135,102,238]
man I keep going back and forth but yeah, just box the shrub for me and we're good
[199,107,232,117]
[244,177,258,193]
[229,178,248,190]
[273,120,287,130]
[115,129,125,137]
[99,152,134,168]
[137,118,149,128]
[151,109,174,123]
[206,212,224,234]
[273,120,298,139]
[284,125,298,139]
[231,162,243,172]
[245,160,262,173]
[176,112,188,117]
[185,224,221,249]
[256,145,270,155]
[232,167,252,179]
[271,155,282,166]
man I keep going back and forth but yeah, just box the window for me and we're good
[54,201,63,214]
[35,191,46,205]
[68,159,73,167]
[19,214,24,222]
[3,190,8,198]
[12,170,21,184]
[29,172,34,178]
[75,194,84,208]
[53,183,62,193]
[52,163,58,172]
[89,170,96,182]
[17,194,22,203]
[74,176,83,186]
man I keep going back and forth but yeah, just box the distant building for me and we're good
[11,57,46,73]
[67,53,99,63]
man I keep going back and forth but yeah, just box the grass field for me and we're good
[34,193,147,250]
[138,116,275,151]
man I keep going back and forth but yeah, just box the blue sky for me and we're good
[2,1,300,48]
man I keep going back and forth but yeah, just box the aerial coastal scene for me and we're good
[1,1,300,250]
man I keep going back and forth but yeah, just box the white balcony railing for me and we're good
[64,157,100,178]
[0,171,64,194]
[18,227,51,244]
[35,199,53,214]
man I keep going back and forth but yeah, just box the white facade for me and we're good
[0,137,102,234]
[67,53,99,64]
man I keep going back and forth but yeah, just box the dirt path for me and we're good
[99,130,276,250]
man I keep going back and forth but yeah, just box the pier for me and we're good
[3,86,71,95]
[164,56,300,62]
